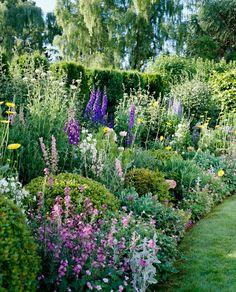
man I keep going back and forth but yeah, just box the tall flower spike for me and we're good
[64,117,80,145]
[39,137,49,167]
[92,89,102,123]
[101,92,108,124]
[128,104,136,131]
[51,135,58,173]
[84,88,96,118]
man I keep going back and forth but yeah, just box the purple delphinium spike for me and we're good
[172,98,182,117]
[92,89,102,123]
[126,104,136,145]
[128,104,135,131]
[64,118,80,145]
[101,92,108,124]
[84,89,96,118]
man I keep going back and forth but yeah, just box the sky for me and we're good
[35,0,56,13]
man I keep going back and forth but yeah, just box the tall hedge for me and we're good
[51,61,165,112]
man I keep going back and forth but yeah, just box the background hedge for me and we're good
[51,61,165,113]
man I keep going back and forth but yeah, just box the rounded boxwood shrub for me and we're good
[0,196,40,291]
[124,168,171,202]
[26,173,120,212]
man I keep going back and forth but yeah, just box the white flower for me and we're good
[118,147,124,152]
[119,131,127,137]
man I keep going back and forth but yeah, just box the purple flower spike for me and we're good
[101,92,108,123]
[64,118,80,145]
[128,104,136,131]
[84,89,96,118]
[92,89,102,123]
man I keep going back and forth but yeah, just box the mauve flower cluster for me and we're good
[39,135,58,174]
[84,89,108,125]
[33,189,158,291]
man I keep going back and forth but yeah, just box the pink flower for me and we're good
[165,179,177,189]
[115,159,123,178]
[119,285,124,292]
[95,285,102,291]
[87,282,93,290]
[147,239,156,249]
[51,135,58,173]
[121,215,130,227]
[139,258,148,267]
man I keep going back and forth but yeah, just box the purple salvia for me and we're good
[39,137,49,167]
[51,135,58,173]
[92,89,102,123]
[51,196,63,224]
[84,89,96,118]
[64,118,80,145]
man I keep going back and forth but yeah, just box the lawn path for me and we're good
[159,195,236,292]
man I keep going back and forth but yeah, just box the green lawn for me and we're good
[159,195,236,292]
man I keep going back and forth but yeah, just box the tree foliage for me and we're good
[185,0,236,61]
[0,0,45,56]
[55,0,184,69]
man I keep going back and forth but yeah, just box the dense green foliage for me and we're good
[51,61,165,111]
[124,168,171,202]
[26,173,120,212]
[0,196,39,291]
[210,69,236,111]
[185,0,236,61]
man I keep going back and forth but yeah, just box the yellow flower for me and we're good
[215,125,220,129]
[160,135,164,142]
[6,111,16,115]
[217,169,225,177]
[7,143,21,150]
[0,101,4,105]
[5,102,15,108]
[197,123,208,129]
[137,118,144,124]
[151,101,159,108]
[1,120,10,124]
[103,127,111,134]
[165,146,172,151]
[166,122,172,127]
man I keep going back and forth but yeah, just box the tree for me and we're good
[0,0,45,56]
[185,0,236,61]
[55,0,184,69]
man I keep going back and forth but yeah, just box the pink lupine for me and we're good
[39,137,49,167]
[115,158,123,178]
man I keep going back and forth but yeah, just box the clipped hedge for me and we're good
[26,173,120,212]
[124,168,171,202]
[51,61,165,113]
[0,196,40,291]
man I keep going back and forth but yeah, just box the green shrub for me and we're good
[26,173,120,212]
[0,196,40,291]
[124,168,171,202]
[170,78,217,120]
[146,55,196,87]
[11,51,49,76]
[0,52,9,75]
[210,69,236,111]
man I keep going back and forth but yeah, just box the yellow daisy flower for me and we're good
[5,102,15,108]
[0,101,4,105]
[7,143,21,150]
[160,135,164,142]
[6,111,16,115]
[217,169,225,177]
[165,146,172,151]
[1,120,10,124]
[103,127,111,134]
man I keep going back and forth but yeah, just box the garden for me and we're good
[0,0,236,291]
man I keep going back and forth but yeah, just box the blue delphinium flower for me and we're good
[92,89,103,123]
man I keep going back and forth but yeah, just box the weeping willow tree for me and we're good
[0,0,45,56]
[55,0,184,69]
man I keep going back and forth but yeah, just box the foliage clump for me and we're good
[26,173,120,212]
[125,168,170,202]
[0,196,40,292]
